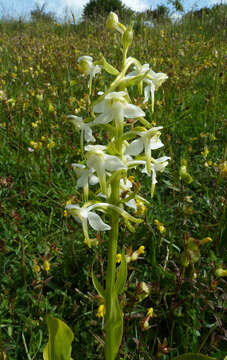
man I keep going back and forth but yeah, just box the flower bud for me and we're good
[106,12,119,31]
[123,24,134,50]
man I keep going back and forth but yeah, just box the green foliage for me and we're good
[30,2,56,23]
[43,315,74,360]
[172,354,215,360]
[82,0,131,20]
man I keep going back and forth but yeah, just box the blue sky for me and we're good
[0,0,226,20]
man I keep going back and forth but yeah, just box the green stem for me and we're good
[104,174,121,360]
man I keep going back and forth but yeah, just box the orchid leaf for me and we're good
[91,268,105,299]
[43,315,74,360]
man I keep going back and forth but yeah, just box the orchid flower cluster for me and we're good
[66,12,169,360]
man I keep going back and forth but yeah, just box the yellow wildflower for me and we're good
[116,253,122,263]
[201,146,209,158]
[154,219,166,234]
[201,237,212,245]
[138,245,145,255]
[147,307,154,317]
[33,263,40,273]
[43,260,50,272]
[135,200,146,216]
[96,304,105,318]
[128,176,135,183]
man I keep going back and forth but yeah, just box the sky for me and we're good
[0,0,226,20]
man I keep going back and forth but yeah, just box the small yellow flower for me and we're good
[128,176,135,183]
[147,307,154,317]
[33,263,40,273]
[32,122,38,128]
[64,210,68,217]
[47,139,56,149]
[135,200,146,216]
[138,245,145,255]
[201,146,209,158]
[219,161,227,176]
[201,237,212,245]
[96,304,105,318]
[43,260,50,272]
[154,219,166,234]
[116,253,122,263]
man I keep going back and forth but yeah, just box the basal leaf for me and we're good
[43,315,74,360]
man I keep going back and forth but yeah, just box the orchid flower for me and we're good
[120,178,137,210]
[93,91,145,128]
[126,63,168,111]
[68,115,95,143]
[77,56,101,95]
[66,201,143,247]
[66,203,111,247]
[72,163,99,201]
[85,144,126,194]
[128,156,170,197]
[144,69,168,111]
[125,127,164,173]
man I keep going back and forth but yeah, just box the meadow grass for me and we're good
[0,8,226,359]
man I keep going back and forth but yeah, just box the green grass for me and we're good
[0,6,227,359]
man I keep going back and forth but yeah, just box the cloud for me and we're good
[207,0,227,4]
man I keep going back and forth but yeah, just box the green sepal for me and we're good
[115,250,128,295]
[172,354,215,360]
[91,268,105,299]
[101,55,119,76]
[118,71,149,90]
[43,315,74,360]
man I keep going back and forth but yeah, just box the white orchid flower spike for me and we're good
[72,163,99,201]
[126,127,164,173]
[68,115,95,143]
[85,144,126,195]
[66,203,111,247]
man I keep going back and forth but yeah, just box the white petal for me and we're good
[93,112,113,125]
[125,198,137,210]
[84,126,95,142]
[93,100,105,113]
[89,174,99,186]
[85,144,106,152]
[124,104,145,118]
[104,155,126,171]
[105,91,127,100]
[88,212,111,231]
[143,85,151,104]
[150,137,164,150]
[126,138,144,156]
[78,56,93,63]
